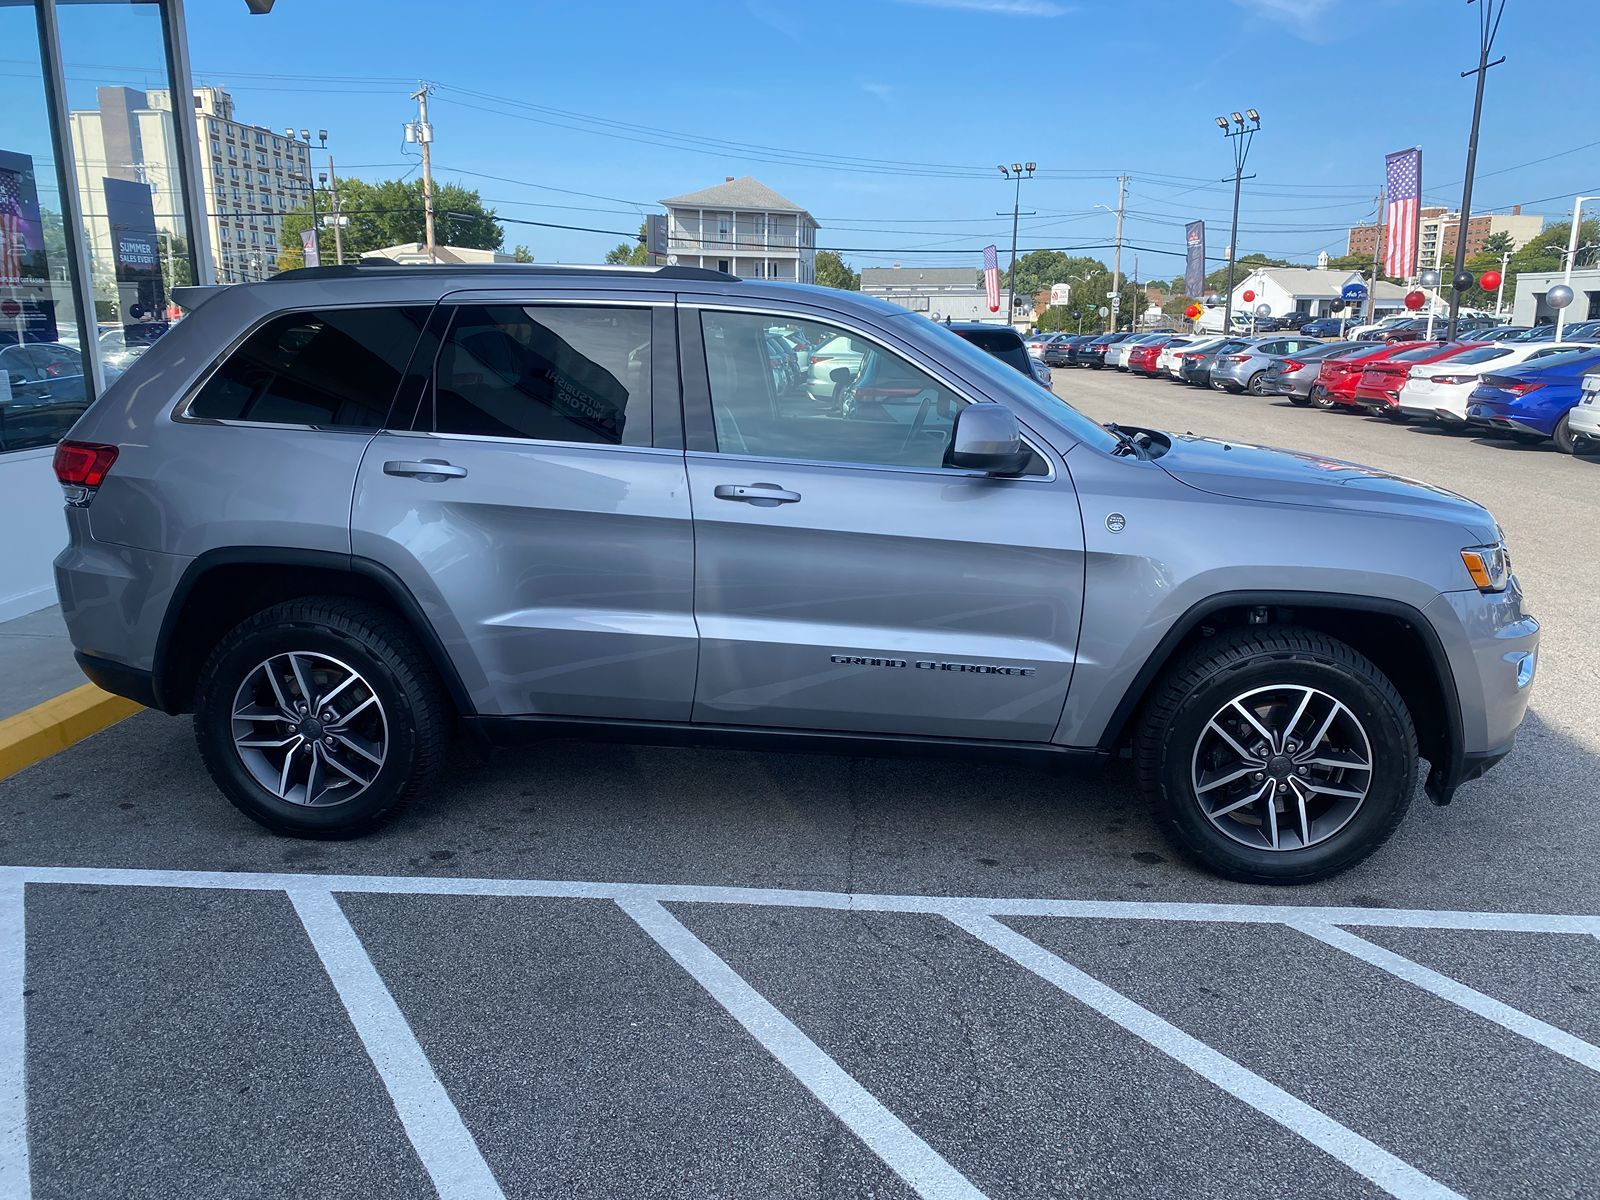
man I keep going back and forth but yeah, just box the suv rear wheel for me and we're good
[194,597,449,837]
[1135,627,1417,883]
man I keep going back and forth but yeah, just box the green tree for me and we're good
[814,249,858,290]
[1453,218,1600,309]
[511,244,534,263]
[1480,230,1516,256]
[276,177,502,270]
[605,223,648,265]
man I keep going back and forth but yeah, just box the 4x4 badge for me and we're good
[1106,512,1127,533]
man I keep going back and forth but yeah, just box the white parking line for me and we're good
[948,913,1466,1200]
[3,866,1597,935]
[1289,920,1600,1074]
[0,882,29,1200]
[620,897,990,1200]
[289,890,506,1200]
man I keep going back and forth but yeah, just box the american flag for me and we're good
[0,168,25,285]
[1383,148,1422,279]
[982,244,1000,313]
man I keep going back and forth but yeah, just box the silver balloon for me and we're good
[1204,293,1220,306]
[1419,268,1441,288]
[1254,302,1271,316]
[1546,283,1576,310]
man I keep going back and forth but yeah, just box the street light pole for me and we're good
[997,162,1035,326]
[1445,0,1506,342]
[326,154,345,265]
[1215,109,1261,335]
[294,128,328,266]
[1495,249,1510,317]
[1556,195,1599,339]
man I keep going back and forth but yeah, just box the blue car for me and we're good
[1465,346,1600,453]
[1299,316,1349,338]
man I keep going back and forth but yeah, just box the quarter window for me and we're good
[699,311,969,470]
[188,307,428,427]
[430,305,651,447]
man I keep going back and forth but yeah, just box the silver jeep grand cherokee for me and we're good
[51,263,1539,883]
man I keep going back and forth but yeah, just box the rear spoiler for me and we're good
[170,285,228,313]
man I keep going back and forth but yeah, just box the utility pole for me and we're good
[326,154,344,265]
[1446,0,1506,341]
[997,162,1036,326]
[1366,188,1384,328]
[410,82,437,263]
[1109,174,1126,332]
[1215,110,1261,334]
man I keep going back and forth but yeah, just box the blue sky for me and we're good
[16,0,1600,279]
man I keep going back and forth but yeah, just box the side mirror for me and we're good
[945,404,1031,475]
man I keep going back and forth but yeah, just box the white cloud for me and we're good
[1232,0,1338,40]
[895,0,1072,17]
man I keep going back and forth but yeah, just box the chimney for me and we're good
[725,176,734,182]
[1512,204,1521,215]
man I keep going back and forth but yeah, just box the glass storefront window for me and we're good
[56,0,199,396]
[0,1,93,455]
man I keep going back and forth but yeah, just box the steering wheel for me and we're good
[898,390,937,455]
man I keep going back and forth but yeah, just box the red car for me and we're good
[1127,341,1166,375]
[1311,343,1421,410]
[1353,341,1482,419]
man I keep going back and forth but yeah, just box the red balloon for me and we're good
[1480,270,1502,291]
[1404,290,1426,311]
[1241,289,1256,303]
[1185,303,1202,319]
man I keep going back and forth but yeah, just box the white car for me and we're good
[1024,333,1055,355]
[1396,342,1590,425]
[1163,336,1227,378]
[1571,372,1600,444]
[1345,313,1428,341]
[1155,337,1196,375]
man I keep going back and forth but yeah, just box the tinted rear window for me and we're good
[1439,345,1512,365]
[954,328,1031,375]
[1389,344,1454,362]
[190,306,429,427]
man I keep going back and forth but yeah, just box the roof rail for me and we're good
[267,262,740,283]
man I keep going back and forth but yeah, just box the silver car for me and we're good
[1207,335,1326,395]
[1257,342,1366,404]
[53,262,1538,883]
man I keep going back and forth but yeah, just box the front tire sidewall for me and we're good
[1151,653,1415,883]
[196,620,427,837]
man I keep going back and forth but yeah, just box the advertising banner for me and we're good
[0,148,59,345]
[104,175,167,345]
[1184,220,1206,299]
[301,227,320,268]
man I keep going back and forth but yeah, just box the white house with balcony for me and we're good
[661,177,818,282]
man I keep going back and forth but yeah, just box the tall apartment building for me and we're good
[69,85,310,286]
[662,177,818,282]
[1347,205,1544,267]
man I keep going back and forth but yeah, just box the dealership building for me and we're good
[2,1,220,620]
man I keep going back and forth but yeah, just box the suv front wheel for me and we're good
[194,597,449,837]
[1135,627,1417,883]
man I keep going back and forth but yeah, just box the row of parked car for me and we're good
[1025,325,1600,454]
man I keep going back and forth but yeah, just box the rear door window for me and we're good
[428,304,652,447]
[189,306,429,427]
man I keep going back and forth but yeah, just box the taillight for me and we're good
[53,440,118,506]
[1280,359,1305,371]
[809,355,830,364]
[1225,355,1250,363]
[1504,381,1545,395]
[1429,375,1472,385]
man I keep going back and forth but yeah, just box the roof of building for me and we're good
[860,266,977,290]
[660,176,814,220]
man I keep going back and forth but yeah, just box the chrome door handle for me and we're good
[714,482,801,506]
[384,459,468,481]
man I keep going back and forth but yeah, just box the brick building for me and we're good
[1346,206,1543,267]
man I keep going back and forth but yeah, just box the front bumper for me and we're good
[1421,582,1540,803]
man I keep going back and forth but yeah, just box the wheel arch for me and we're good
[152,547,474,717]
[1099,590,1463,801]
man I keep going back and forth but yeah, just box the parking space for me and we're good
[6,868,1599,1199]
[2,362,1597,1198]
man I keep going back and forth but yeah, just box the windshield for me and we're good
[1389,344,1454,363]
[1511,348,1600,372]
[915,319,1121,453]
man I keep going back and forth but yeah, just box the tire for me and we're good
[1246,371,1269,396]
[1310,385,1335,410]
[1134,626,1417,884]
[194,597,451,838]
[1288,393,1312,407]
[1552,413,1577,454]
[1384,407,1410,423]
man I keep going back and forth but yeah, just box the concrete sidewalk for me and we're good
[0,605,83,722]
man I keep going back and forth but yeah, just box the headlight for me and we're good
[1460,543,1511,593]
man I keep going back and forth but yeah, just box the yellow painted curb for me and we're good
[0,684,144,782]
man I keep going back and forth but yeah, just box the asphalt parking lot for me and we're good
[2,365,1597,1199]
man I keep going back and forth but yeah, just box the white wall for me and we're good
[0,449,63,621]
